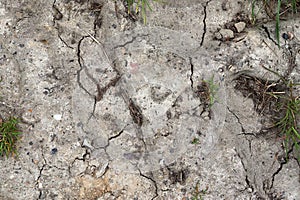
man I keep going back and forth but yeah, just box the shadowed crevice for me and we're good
[200,0,211,46]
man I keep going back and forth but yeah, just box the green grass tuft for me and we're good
[261,66,300,161]
[0,117,22,158]
[274,83,300,161]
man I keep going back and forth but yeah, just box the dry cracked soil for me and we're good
[0,0,300,199]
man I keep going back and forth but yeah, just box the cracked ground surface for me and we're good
[0,0,299,199]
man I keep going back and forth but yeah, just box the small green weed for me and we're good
[205,75,219,109]
[0,117,22,157]
[191,181,208,200]
[196,75,219,115]
[191,137,200,145]
[198,75,218,108]
[126,0,160,24]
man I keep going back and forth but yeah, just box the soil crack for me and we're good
[108,129,124,140]
[114,34,150,49]
[138,169,158,200]
[261,25,278,46]
[227,106,246,134]
[236,151,255,193]
[189,57,194,89]
[76,35,122,120]
[200,0,211,46]
[269,147,293,189]
[52,0,74,49]
[58,34,74,49]
[76,36,94,98]
[35,149,47,199]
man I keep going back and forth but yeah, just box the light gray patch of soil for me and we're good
[0,0,299,199]
[72,27,226,173]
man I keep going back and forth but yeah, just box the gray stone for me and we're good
[82,139,94,150]
[219,28,235,39]
[95,162,109,178]
[235,21,246,33]
[92,136,108,149]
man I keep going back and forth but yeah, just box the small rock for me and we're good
[70,159,87,176]
[53,114,62,120]
[50,148,58,155]
[96,162,109,178]
[247,187,253,193]
[82,138,94,150]
[219,29,234,39]
[201,111,210,118]
[92,136,108,148]
[214,32,222,40]
[234,22,246,33]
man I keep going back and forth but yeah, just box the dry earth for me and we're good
[0,0,299,199]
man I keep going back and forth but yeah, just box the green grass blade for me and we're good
[145,0,153,12]
[292,127,300,139]
[142,0,147,24]
[127,0,134,13]
[275,0,281,47]
[291,0,297,13]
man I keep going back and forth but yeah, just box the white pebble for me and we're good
[53,114,62,120]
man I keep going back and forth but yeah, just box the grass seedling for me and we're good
[126,0,160,24]
[191,181,208,200]
[196,75,219,112]
[292,0,298,13]
[250,0,264,24]
[0,117,22,157]
[191,137,200,145]
[206,75,219,109]
[274,82,300,161]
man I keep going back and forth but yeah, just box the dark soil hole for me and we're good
[233,72,286,116]
[233,72,300,158]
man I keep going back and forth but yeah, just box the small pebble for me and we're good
[234,22,246,33]
[201,111,210,117]
[282,32,294,40]
[53,114,62,120]
[287,31,294,40]
[82,139,94,150]
[219,29,234,39]
[51,148,58,155]
[282,33,289,40]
